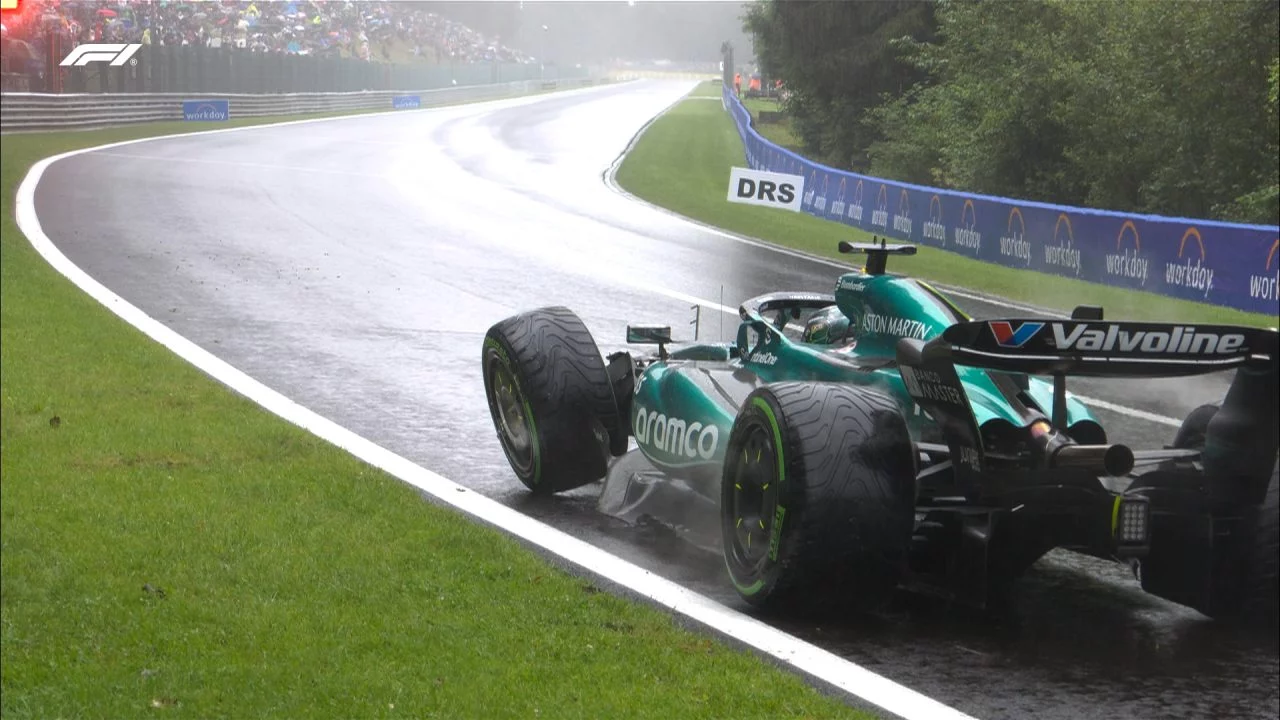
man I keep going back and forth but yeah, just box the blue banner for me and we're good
[392,95,421,110]
[723,87,1279,317]
[182,99,229,122]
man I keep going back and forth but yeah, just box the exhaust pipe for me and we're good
[1028,419,1135,476]
[1051,443,1135,477]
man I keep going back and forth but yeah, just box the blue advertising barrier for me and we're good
[392,94,421,110]
[723,87,1279,317]
[182,99,229,122]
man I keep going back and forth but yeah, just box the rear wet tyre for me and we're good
[1172,403,1219,450]
[1163,404,1277,626]
[1236,465,1279,626]
[482,307,621,495]
[720,382,917,614]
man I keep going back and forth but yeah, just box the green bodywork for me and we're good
[629,268,1096,475]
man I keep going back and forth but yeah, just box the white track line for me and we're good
[92,151,390,179]
[14,98,976,720]
[1066,397,1183,427]
[601,95,1185,429]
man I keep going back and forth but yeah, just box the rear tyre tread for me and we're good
[1164,404,1277,626]
[1239,466,1279,625]
[723,381,916,614]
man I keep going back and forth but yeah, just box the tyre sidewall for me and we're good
[483,330,543,490]
[721,391,796,603]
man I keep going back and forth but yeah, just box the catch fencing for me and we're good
[0,77,601,133]
[4,41,584,95]
[723,86,1280,316]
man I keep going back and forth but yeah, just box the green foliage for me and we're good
[1271,56,1279,109]
[747,0,1280,225]
[742,0,937,170]
[1231,53,1280,223]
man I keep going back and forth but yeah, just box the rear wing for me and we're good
[934,318,1278,377]
[896,315,1277,497]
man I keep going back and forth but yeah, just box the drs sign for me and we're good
[727,166,804,212]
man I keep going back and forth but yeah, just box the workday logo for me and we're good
[847,179,865,223]
[954,199,981,252]
[1045,213,1081,276]
[1164,228,1214,299]
[392,95,421,110]
[998,207,1031,266]
[870,184,889,229]
[922,195,945,243]
[1105,220,1148,286]
[1249,238,1279,303]
[182,100,230,121]
[892,188,912,236]
[989,321,1044,348]
[814,174,829,214]
[830,178,849,219]
[802,169,819,209]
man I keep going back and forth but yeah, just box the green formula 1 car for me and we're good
[482,241,1279,624]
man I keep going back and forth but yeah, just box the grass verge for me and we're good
[741,95,803,152]
[616,83,1275,328]
[687,80,724,98]
[0,110,872,717]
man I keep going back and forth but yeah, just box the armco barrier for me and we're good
[0,77,603,133]
[724,87,1280,316]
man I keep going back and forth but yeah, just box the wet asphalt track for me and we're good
[34,80,1276,719]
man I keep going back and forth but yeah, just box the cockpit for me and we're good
[801,305,855,346]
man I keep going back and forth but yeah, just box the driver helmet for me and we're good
[802,305,852,345]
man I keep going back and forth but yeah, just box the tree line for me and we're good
[742,0,1279,225]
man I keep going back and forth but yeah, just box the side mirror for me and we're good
[626,325,673,344]
[1071,305,1104,320]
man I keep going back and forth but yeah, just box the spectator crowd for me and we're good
[2,1,535,81]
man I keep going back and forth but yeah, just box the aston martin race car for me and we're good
[481,240,1279,624]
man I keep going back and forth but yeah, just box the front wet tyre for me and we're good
[482,307,620,495]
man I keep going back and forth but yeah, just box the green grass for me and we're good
[741,95,803,152]
[615,93,1276,328]
[0,114,873,717]
[687,80,724,98]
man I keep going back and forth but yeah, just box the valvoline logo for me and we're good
[989,321,1044,348]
